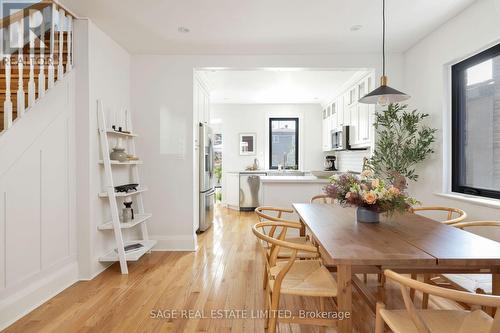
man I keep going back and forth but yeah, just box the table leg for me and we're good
[299,219,306,237]
[337,264,352,333]
[493,267,500,296]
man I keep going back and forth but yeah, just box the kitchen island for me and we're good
[259,175,330,220]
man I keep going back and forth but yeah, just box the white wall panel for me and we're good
[3,148,41,286]
[41,116,70,268]
[0,72,77,330]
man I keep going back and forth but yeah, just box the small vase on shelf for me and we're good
[356,207,380,223]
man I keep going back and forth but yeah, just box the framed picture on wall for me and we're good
[239,133,256,155]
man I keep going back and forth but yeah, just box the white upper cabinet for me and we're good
[336,95,344,127]
[194,75,211,125]
[322,106,332,151]
[320,71,375,151]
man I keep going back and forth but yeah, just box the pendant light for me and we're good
[359,0,410,105]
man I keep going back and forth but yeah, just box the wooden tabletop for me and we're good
[293,203,500,267]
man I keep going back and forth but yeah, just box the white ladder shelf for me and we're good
[97,100,156,274]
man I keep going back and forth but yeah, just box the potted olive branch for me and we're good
[368,103,437,187]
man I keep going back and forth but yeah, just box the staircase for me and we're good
[0,1,73,132]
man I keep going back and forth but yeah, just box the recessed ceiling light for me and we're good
[178,26,190,33]
[350,25,363,32]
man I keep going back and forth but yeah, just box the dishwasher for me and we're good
[239,172,266,211]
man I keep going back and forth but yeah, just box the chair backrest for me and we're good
[452,221,500,230]
[255,206,295,223]
[310,194,335,204]
[252,221,318,287]
[384,269,500,333]
[410,206,467,225]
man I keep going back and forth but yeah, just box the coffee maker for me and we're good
[324,155,337,171]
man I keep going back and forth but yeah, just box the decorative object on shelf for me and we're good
[110,137,128,162]
[111,125,131,134]
[122,198,134,222]
[239,133,256,155]
[359,0,410,105]
[324,171,418,223]
[110,147,128,162]
[114,183,139,193]
[368,103,437,183]
[245,158,260,171]
[114,243,144,253]
[127,154,139,161]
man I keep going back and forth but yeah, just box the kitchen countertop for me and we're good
[259,175,331,184]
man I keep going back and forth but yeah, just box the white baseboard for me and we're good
[0,261,79,330]
[151,235,197,251]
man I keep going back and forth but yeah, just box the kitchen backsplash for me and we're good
[335,150,371,173]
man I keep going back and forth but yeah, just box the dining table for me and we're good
[293,203,500,333]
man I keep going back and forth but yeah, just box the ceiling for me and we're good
[60,0,475,54]
[198,69,364,104]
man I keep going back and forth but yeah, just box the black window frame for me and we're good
[268,117,299,170]
[451,42,500,199]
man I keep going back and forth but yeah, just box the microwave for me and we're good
[331,126,350,151]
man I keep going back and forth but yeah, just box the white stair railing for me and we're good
[66,15,72,72]
[47,3,56,89]
[16,19,25,118]
[3,58,13,130]
[28,10,36,108]
[0,1,75,134]
[57,8,64,81]
[38,7,47,98]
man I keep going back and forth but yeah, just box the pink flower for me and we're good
[371,179,380,188]
[363,192,377,205]
[388,186,400,196]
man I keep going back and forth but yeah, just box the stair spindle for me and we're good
[38,7,47,98]
[57,8,65,81]
[16,20,25,118]
[27,10,36,107]
[66,15,72,72]
[47,3,56,88]
[3,57,13,130]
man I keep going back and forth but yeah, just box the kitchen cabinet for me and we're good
[194,75,211,125]
[330,102,338,132]
[322,106,332,151]
[336,95,344,127]
[225,173,240,208]
[320,71,375,151]
[352,73,375,147]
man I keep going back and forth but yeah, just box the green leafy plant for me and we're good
[369,103,437,183]
[214,165,222,185]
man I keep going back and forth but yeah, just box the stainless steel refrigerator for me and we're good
[199,123,214,232]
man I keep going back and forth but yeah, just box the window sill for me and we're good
[434,192,500,209]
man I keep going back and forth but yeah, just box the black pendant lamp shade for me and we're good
[359,0,410,105]
[359,75,410,105]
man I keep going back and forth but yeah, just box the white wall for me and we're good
[131,54,404,249]
[0,73,78,329]
[403,0,500,240]
[74,19,135,279]
[211,103,324,172]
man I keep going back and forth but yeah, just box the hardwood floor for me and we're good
[3,205,460,333]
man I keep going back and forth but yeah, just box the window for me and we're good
[269,118,299,169]
[452,43,500,199]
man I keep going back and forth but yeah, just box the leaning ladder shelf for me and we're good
[97,100,156,274]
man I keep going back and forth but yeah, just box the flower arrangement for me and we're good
[324,170,418,215]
